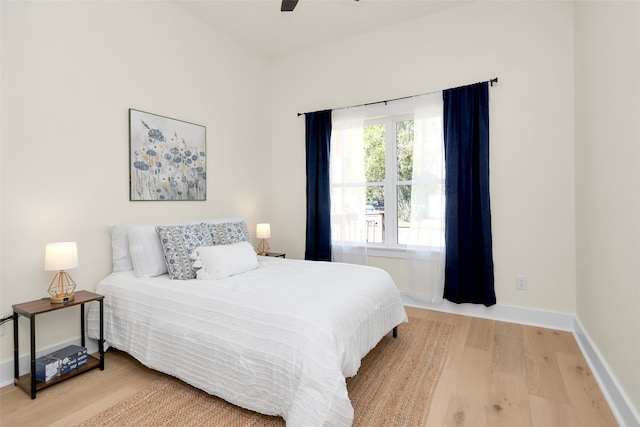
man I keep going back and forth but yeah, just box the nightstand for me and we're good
[263,252,286,258]
[12,290,104,399]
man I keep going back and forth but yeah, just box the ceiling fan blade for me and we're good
[281,0,299,12]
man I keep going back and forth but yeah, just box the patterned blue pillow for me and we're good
[205,220,250,245]
[156,224,214,280]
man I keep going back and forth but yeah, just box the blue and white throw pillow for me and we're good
[156,224,214,280]
[204,220,251,245]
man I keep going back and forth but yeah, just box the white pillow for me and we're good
[191,241,258,280]
[109,225,133,272]
[128,225,168,277]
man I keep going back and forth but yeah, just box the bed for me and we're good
[87,219,407,426]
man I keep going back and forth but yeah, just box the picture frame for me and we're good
[129,109,206,201]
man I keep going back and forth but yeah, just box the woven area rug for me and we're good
[78,317,452,426]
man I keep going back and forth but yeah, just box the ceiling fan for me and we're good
[281,0,358,12]
[281,0,299,12]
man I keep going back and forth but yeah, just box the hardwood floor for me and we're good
[0,306,618,427]
[410,307,618,427]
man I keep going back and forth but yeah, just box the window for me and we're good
[363,117,415,245]
[331,95,445,251]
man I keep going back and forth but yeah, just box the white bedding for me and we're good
[87,256,407,426]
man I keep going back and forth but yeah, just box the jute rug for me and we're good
[78,317,452,426]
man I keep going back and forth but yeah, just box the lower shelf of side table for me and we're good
[14,353,102,394]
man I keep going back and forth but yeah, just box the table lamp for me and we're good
[45,242,78,303]
[256,223,271,255]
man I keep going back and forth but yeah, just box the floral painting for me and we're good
[129,109,206,201]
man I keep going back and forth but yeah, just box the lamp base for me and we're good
[48,271,77,303]
[257,239,270,256]
[50,293,75,304]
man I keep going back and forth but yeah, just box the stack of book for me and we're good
[35,345,88,383]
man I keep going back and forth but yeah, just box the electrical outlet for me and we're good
[516,275,528,290]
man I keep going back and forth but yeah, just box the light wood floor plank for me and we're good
[465,317,495,352]
[493,320,522,338]
[441,395,486,427]
[488,371,532,427]
[492,328,525,375]
[523,326,571,403]
[530,394,579,427]
[556,352,618,426]
[457,346,493,402]
[424,366,459,427]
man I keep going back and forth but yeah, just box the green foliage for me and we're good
[364,124,385,183]
[396,121,414,222]
[366,186,384,208]
[396,120,414,182]
[397,185,412,223]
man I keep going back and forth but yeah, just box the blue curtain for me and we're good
[443,82,496,306]
[304,110,332,261]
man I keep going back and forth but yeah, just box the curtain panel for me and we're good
[330,106,368,264]
[305,110,333,261]
[405,92,446,303]
[443,82,496,307]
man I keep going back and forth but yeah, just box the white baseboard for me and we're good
[402,294,575,330]
[401,294,639,427]
[573,317,640,427]
[0,336,99,389]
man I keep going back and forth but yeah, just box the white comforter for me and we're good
[87,256,407,426]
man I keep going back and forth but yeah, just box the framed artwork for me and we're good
[129,109,206,201]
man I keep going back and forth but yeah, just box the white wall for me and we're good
[269,1,577,313]
[0,1,271,361]
[574,0,640,416]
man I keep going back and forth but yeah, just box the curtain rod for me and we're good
[297,77,498,117]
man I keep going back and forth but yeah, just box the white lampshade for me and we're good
[45,242,79,271]
[256,223,271,239]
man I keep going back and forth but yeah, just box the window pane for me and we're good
[331,186,368,243]
[397,184,411,245]
[366,212,385,243]
[366,186,384,243]
[330,125,365,185]
[396,120,414,181]
[364,124,385,183]
[366,186,384,212]
[402,182,445,247]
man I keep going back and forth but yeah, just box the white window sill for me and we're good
[334,245,444,259]
[366,246,408,259]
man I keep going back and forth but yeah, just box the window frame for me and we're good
[363,112,415,249]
